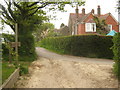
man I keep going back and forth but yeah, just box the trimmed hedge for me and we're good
[40,35,113,59]
[112,33,120,80]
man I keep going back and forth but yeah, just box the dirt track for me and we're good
[15,47,118,88]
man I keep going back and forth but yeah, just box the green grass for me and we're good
[2,61,32,84]
[3,54,37,62]
[2,61,16,84]
[2,54,34,84]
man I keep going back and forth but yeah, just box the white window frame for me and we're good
[108,24,112,31]
[85,23,96,32]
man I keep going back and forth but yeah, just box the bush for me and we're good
[2,34,37,62]
[112,33,120,80]
[2,43,9,55]
[40,35,113,59]
[19,65,29,75]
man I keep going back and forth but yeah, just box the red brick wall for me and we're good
[77,13,119,35]
[78,13,95,35]
[84,14,94,22]
[105,15,119,32]
[78,24,85,34]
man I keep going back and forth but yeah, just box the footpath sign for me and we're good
[9,42,21,48]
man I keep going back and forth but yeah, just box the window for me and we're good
[108,24,112,31]
[85,23,96,32]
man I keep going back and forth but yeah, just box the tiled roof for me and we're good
[99,13,110,20]
[69,12,110,24]
[86,19,95,23]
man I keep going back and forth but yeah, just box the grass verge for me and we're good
[2,61,16,84]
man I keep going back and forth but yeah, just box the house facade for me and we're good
[68,6,120,35]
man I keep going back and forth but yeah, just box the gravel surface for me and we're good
[15,47,118,88]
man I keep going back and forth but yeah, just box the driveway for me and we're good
[15,47,118,88]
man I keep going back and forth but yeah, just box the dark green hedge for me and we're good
[40,35,113,59]
[112,33,120,80]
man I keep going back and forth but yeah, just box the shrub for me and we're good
[2,33,37,62]
[2,43,9,55]
[19,65,29,75]
[40,35,113,59]
[112,33,120,80]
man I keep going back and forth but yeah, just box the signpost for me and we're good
[8,23,20,64]
[15,23,18,65]
[9,42,21,48]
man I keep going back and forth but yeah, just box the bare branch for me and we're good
[27,2,39,7]
[0,17,15,31]
[4,0,9,6]
[8,1,16,21]
[13,2,22,11]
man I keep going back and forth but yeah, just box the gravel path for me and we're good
[15,47,118,88]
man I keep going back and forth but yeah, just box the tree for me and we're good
[0,1,85,60]
[60,23,65,28]
[0,1,48,58]
[93,16,108,35]
[33,22,55,41]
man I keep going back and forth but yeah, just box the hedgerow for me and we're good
[40,35,113,59]
[112,33,120,80]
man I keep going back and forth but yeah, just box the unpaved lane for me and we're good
[15,47,118,88]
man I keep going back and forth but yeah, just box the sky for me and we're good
[49,0,118,29]
[0,0,119,33]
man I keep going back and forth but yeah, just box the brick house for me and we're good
[68,6,120,35]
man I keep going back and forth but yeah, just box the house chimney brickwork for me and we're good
[97,5,101,16]
[91,9,94,14]
[82,8,85,15]
[75,5,79,14]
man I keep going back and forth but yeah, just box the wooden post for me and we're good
[15,23,18,65]
[9,48,12,63]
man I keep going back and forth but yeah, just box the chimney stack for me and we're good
[97,5,101,16]
[75,5,79,14]
[82,8,85,15]
[91,9,94,14]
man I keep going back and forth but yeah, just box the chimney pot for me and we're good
[82,8,85,15]
[91,9,94,14]
[75,5,79,14]
[97,5,101,16]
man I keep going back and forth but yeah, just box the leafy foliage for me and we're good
[112,33,120,80]
[40,35,113,59]
[60,23,65,28]
[93,16,108,35]
[33,23,55,41]
[0,1,85,61]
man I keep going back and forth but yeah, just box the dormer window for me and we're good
[108,24,112,31]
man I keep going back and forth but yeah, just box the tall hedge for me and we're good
[112,33,120,80]
[40,35,113,59]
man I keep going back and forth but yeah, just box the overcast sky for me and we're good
[0,0,119,33]
[49,0,118,29]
